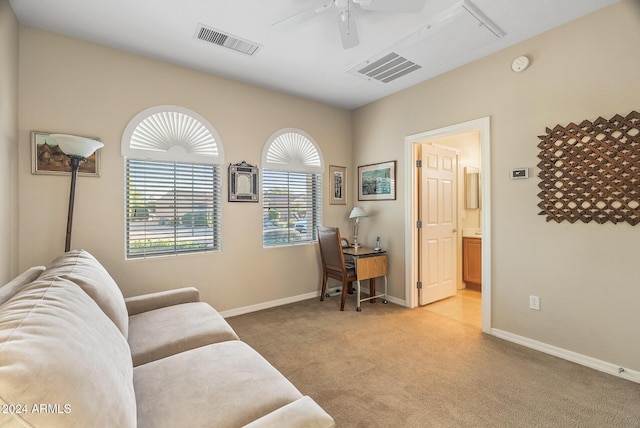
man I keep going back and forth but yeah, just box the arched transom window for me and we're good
[262,128,324,247]
[121,105,224,258]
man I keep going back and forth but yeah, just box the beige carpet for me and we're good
[227,291,640,427]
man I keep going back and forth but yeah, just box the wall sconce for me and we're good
[50,134,104,252]
[349,206,368,249]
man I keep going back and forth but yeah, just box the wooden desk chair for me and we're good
[317,226,357,311]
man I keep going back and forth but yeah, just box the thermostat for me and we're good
[510,168,529,179]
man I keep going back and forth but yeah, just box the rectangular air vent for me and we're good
[353,52,422,83]
[194,24,261,56]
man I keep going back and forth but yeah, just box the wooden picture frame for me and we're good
[31,131,100,176]
[329,165,347,205]
[358,161,396,201]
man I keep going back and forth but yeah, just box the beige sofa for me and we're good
[0,250,334,428]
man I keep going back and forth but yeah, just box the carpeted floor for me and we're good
[227,290,640,427]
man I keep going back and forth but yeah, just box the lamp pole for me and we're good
[51,133,104,253]
[64,156,83,252]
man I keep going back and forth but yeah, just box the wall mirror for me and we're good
[229,161,258,202]
[465,166,480,209]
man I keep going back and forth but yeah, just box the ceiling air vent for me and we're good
[194,24,261,56]
[353,52,422,83]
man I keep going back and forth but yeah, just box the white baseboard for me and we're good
[219,291,318,318]
[220,286,405,318]
[491,328,640,384]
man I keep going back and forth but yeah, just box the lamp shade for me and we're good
[50,134,104,158]
[349,206,367,219]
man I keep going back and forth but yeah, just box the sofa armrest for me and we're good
[242,396,335,428]
[125,287,201,315]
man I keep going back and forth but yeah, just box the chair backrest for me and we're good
[317,226,347,272]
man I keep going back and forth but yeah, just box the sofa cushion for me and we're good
[134,341,303,428]
[242,396,335,428]
[0,266,45,306]
[128,301,239,366]
[0,275,136,427]
[125,287,201,315]
[39,249,129,337]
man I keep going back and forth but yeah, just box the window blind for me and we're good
[125,159,221,258]
[262,171,322,247]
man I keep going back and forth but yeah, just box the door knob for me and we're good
[452,228,457,233]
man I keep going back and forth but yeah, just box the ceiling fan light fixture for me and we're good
[274,0,428,49]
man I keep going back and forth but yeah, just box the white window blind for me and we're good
[126,159,221,258]
[263,171,322,246]
[261,129,324,248]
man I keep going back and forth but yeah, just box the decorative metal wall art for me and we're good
[537,111,639,225]
[228,161,258,202]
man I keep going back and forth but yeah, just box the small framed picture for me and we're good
[228,161,259,202]
[358,161,396,201]
[31,131,100,176]
[329,165,347,205]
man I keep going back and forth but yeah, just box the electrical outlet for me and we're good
[529,295,540,311]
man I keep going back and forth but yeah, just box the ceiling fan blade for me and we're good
[337,9,359,49]
[273,0,334,27]
[355,0,428,13]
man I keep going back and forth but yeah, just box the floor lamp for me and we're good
[349,206,368,249]
[50,134,104,252]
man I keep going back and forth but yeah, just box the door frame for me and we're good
[404,117,492,333]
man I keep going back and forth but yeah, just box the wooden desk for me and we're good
[343,247,388,311]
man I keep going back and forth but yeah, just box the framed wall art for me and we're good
[358,161,396,201]
[329,165,347,205]
[31,131,101,176]
[228,161,259,202]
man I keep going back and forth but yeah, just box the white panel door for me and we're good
[420,144,458,305]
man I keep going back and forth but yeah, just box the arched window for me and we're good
[121,105,224,258]
[262,128,324,247]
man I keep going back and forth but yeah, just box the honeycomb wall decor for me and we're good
[537,111,639,225]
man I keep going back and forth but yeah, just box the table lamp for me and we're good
[50,134,104,252]
[349,206,368,249]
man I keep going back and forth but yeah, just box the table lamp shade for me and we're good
[50,134,104,158]
[349,206,367,219]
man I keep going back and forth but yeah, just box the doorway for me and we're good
[404,117,491,333]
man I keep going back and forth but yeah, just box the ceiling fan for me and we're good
[275,0,429,49]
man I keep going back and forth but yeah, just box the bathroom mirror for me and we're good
[229,161,258,202]
[465,167,480,209]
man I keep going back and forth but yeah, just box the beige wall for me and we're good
[10,0,639,372]
[352,0,640,371]
[17,27,352,311]
[0,0,20,284]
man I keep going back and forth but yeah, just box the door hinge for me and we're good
[417,281,422,289]
[416,160,422,168]
[416,220,422,229]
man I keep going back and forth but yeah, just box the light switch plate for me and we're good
[510,168,529,179]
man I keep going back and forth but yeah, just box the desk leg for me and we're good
[356,280,362,312]
[370,278,376,303]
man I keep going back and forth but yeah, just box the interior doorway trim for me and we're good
[404,117,492,333]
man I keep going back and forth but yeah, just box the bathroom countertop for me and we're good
[462,228,482,238]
